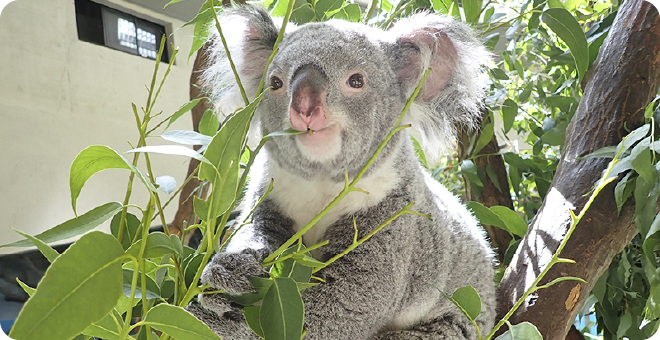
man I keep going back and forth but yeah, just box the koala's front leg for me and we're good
[191,201,296,339]
[300,222,414,340]
[371,314,477,340]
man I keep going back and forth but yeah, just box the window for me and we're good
[74,0,170,63]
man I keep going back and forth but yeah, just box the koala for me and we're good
[187,5,496,339]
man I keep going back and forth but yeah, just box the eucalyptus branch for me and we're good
[313,202,424,273]
[208,0,249,105]
[262,240,329,268]
[263,68,432,264]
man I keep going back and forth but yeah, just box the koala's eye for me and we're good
[347,73,364,89]
[270,76,283,90]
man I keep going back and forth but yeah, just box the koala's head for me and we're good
[204,6,490,178]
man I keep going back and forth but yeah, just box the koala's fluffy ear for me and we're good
[388,14,491,159]
[203,6,289,116]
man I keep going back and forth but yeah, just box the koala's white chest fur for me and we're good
[266,154,400,248]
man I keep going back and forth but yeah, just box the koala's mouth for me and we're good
[294,124,342,161]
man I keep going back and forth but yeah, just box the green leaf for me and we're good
[495,322,543,340]
[541,120,568,146]
[580,145,617,159]
[314,0,344,20]
[462,0,482,23]
[199,91,266,219]
[1,202,122,248]
[126,145,213,165]
[500,99,518,134]
[643,211,660,262]
[126,232,182,259]
[110,211,141,250]
[82,309,123,339]
[485,164,502,192]
[466,202,506,229]
[450,286,481,321]
[16,278,35,296]
[142,304,223,340]
[541,8,589,81]
[621,124,650,150]
[630,137,655,182]
[122,268,161,299]
[614,172,635,214]
[199,109,220,136]
[260,277,304,340]
[9,231,124,340]
[411,136,429,170]
[165,98,204,130]
[473,120,494,155]
[431,0,451,14]
[490,206,528,237]
[461,160,484,187]
[70,145,156,213]
[332,3,362,22]
[11,228,59,262]
[244,306,265,338]
[271,246,313,283]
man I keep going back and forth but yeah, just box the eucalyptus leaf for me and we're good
[110,211,141,250]
[142,304,223,340]
[156,175,177,194]
[9,231,124,340]
[126,145,212,165]
[260,277,305,340]
[1,202,122,248]
[165,98,204,130]
[495,322,543,340]
[11,228,59,262]
[199,91,266,219]
[126,232,182,259]
[70,146,155,213]
[161,130,213,146]
[541,8,589,81]
[449,285,481,321]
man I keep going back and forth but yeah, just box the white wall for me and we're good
[0,0,200,253]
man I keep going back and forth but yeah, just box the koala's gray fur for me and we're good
[187,5,496,339]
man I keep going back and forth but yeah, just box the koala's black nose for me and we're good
[290,64,328,118]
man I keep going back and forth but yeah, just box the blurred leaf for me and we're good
[461,160,484,187]
[165,98,204,130]
[501,99,518,134]
[490,206,528,237]
[333,3,362,22]
[127,145,212,165]
[156,175,177,194]
[473,121,494,155]
[11,228,59,262]
[315,0,343,19]
[161,130,212,146]
[1,202,122,248]
[495,322,543,339]
[462,0,482,23]
[122,268,161,299]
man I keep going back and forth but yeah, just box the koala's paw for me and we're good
[201,250,266,295]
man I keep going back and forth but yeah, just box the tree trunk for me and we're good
[168,42,213,241]
[497,1,660,339]
[458,112,514,264]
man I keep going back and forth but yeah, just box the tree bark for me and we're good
[169,42,213,241]
[497,1,660,339]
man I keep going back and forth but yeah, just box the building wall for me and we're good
[0,0,200,253]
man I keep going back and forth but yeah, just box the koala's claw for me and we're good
[201,251,266,295]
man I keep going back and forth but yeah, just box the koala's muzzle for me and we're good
[289,64,328,131]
